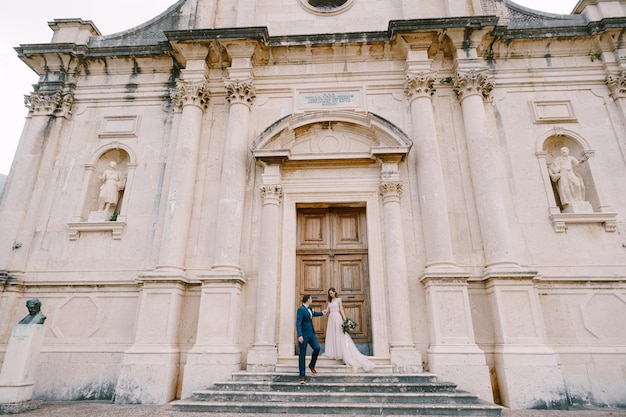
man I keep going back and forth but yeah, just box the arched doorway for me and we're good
[251,111,412,361]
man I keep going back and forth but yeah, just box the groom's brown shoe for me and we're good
[308,365,317,375]
[299,378,306,384]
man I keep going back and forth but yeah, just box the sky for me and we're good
[0,0,578,175]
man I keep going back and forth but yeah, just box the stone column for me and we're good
[211,79,256,273]
[156,76,210,274]
[404,72,457,272]
[116,49,210,404]
[379,159,422,372]
[182,44,256,396]
[454,68,565,409]
[247,163,283,371]
[0,88,74,277]
[453,69,519,271]
[404,60,491,399]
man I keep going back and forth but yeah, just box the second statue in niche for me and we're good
[548,147,592,213]
[88,160,126,222]
[99,161,125,213]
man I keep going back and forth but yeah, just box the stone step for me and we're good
[231,371,441,384]
[172,399,502,416]
[191,389,480,404]
[171,371,502,416]
[211,380,457,393]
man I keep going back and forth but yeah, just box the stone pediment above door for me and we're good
[250,111,412,163]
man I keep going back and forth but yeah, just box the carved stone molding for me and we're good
[170,79,210,111]
[404,74,436,101]
[260,185,283,205]
[25,90,74,118]
[549,212,618,233]
[67,221,126,240]
[380,182,403,201]
[225,79,256,107]
[453,70,494,103]
[607,71,626,100]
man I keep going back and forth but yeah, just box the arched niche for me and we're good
[68,143,137,240]
[542,134,596,213]
[536,128,616,232]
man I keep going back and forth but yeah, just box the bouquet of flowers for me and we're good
[342,318,358,334]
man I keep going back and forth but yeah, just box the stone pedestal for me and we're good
[87,210,112,222]
[563,200,593,213]
[0,324,45,412]
[422,274,493,402]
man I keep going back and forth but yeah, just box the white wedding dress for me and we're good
[323,298,374,372]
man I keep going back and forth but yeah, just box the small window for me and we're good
[308,0,348,9]
[300,0,353,14]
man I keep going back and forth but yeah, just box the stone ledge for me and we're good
[550,212,618,232]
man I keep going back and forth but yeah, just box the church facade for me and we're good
[1,0,626,410]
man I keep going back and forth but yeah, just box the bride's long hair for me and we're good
[327,287,338,303]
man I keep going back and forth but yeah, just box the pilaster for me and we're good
[0,85,76,274]
[247,164,283,371]
[379,159,422,372]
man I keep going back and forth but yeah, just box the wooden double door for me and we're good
[296,206,371,349]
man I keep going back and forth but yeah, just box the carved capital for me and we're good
[453,70,494,103]
[225,79,256,107]
[25,90,74,117]
[170,79,210,111]
[260,185,283,205]
[404,74,436,101]
[379,182,403,200]
[607,71,626,100]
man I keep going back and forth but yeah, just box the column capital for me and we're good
[380,182,403,201]
[453,69,494,103]
[170,79,210,112]
[404,73,436,101]
[225,79,256,108]
[607,70,626,100]
[260,184,283,205]
[24,89,74,118]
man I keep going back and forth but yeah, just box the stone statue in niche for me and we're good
[89,160,126,221]
[548,147,592,213]
[99,161,125,212]
[18,299,46,325]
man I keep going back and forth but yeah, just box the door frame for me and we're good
[276,182,390,359]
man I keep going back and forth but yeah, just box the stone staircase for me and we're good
[172,361,502,416]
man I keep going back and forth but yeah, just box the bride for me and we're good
[323,287,374,372]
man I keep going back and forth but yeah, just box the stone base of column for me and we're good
[0,399,41,414]
[389,345,423,373]
[114,348,180,404]
[0,384,35,406]
[427,345,493,402]
[246,345,278,372]
[181,349,242,399]
[494,345,567,409]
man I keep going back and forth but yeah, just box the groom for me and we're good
[296,294,326,384]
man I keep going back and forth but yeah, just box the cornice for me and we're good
[14,17,626,68]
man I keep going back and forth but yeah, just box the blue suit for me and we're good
[296,304,323,377]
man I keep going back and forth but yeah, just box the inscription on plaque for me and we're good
[298,91,361,110]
